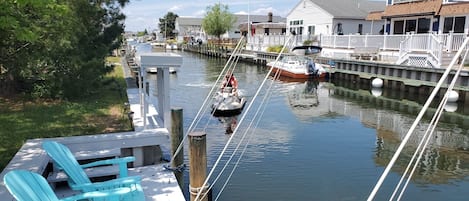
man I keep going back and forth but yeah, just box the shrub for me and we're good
[267,45,288,53]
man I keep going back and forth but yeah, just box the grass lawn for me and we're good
[0,56,131,170]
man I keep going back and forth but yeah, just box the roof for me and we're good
[234,14,286,24]
[380,0,442,18]
[439,2,469,16]
[366,0,469,20]
[176,14,286,27]
[298,0,386,19]
[176,17,203,26]
[238,22,286,31]
[366,11,384,20]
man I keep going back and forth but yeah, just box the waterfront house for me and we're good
[246,0,385,51]
[238,12,287,36]
[175,14,286,44]
[286,0,385,36]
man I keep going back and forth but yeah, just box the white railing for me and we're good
[246,33,466,55]
[429,33,443,67]
[320,34,411,50]
[396,33,443,68]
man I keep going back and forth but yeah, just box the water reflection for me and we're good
[139,49,469,200]
[217,115,238,134]
[332,85,469,184]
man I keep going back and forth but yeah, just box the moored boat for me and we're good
[267,55,327,79]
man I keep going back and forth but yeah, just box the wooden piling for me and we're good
[171,107,184,189]
[189,132,209,201]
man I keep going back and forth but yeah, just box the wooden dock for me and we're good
[0,59,186,200]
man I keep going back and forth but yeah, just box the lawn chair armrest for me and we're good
[71,175,142,191]
[81,156,135,177]
[81,156,135,168]
[62,187,132,201]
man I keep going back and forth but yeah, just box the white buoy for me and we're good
[444,102,458,112]
[447,90,459,102]
[372,78,383,88]
[371,88,382,97]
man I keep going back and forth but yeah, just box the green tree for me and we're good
[202,3,236,44]
[0,0,129,98]
[158,12,178,39]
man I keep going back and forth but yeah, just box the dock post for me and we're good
[189,132,209,201]
[171,107,184,189]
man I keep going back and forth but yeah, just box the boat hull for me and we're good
[212,93,246,117]
[268,65,327,79]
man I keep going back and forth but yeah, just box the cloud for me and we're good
[168,5,182,12]
[122,0,298,31]
[193,10,207,17]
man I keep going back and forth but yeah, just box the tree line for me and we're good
[0,0,128,99]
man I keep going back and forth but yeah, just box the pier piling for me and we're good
[189,131,209,201]
[171,107,184,189]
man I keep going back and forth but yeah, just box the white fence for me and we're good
[321,33,466,52]
[246,33,467,53]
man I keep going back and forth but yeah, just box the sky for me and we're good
[122,0,300,32]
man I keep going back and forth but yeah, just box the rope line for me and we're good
[367,36,469,201]
[167,37,246,165]
[194,36,295,201]
[391,48,469,201]
[213,57,284,201]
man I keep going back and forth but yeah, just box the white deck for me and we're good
[0,84,186,200]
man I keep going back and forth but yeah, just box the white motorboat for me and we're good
[267,55,327,79]
[267,46,327,79]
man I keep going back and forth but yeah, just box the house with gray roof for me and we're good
[175,13,286,43]
[287,0,385,36]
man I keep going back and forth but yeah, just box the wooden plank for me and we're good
[73,148,121,161]
[47,165,120,183]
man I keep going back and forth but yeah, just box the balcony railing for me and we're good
[245,33,466,54]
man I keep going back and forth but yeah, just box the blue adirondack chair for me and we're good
[42,141,145,200]
[4,170,134,201]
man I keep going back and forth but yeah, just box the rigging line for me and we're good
[214,63,282,201]
[168,36,246,165]
[389,97,446,200]
[202,37,294,201]
[367,36,469,201]
[203,46,244,129]
[394,49,469,201]
[208,57,284,201]
[194,35,295,201]
[390,48,469,200]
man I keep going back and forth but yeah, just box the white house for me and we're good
[174,17,205,43]
[286,0,386,36]
[373,0,469,35]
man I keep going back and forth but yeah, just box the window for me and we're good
[308,26,315,35]
[394,20,404,34]
[454,16,465,33]
[337,23,343,35]
[299,27,303,35]
[443,16,466,33]
[443,17,453,33]
[405,19,416,33]
[417,18,430,33]
[358,24,363,35]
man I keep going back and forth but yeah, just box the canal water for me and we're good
[138,43,469,201]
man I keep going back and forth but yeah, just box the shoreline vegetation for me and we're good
[0,56,131,170]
